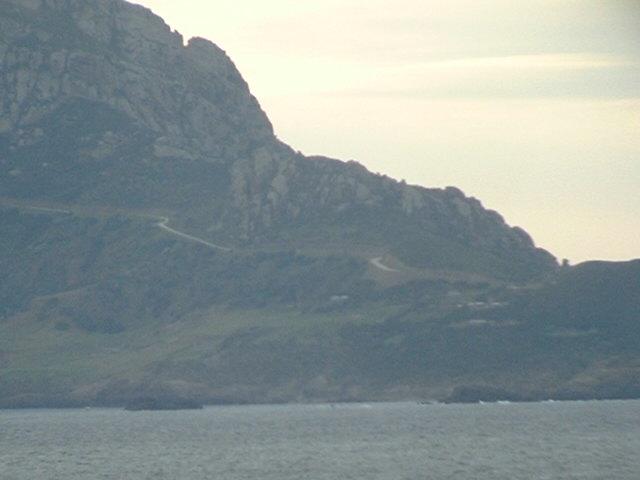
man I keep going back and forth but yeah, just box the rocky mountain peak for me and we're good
[0,0,556,280]
[0,0,273,155]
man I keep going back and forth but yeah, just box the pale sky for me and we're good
[135,0,640,263]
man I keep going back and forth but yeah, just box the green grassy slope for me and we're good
[1,208,638,406]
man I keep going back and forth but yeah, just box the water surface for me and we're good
[2,400,639,479]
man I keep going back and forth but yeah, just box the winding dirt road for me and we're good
[3,198,400,272]
[154,216,231,252]
[23,206,72,215]
[2,199,231,252]
[369,257,400,273]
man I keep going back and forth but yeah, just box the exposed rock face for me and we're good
[4,1,640,409]
[0,0,556,279]
[0,0,272,154]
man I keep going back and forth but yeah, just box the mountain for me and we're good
[0,0,555,280]
[0,0,637,407]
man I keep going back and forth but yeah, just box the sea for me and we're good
[1,400,639,480]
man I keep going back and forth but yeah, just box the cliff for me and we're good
[5,0,635,408]
[0,0,556,280]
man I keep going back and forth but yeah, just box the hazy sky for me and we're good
[135,0,639,263]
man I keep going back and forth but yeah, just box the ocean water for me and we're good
[1,400,639,480]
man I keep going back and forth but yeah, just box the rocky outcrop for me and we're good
[0,0,556,279]
[0,0,272,157]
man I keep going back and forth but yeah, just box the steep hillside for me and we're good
[0,0,555,281]
[1,208,637,407]
[1,0,637,407]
